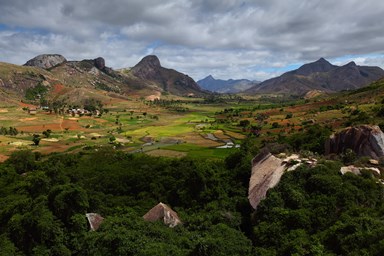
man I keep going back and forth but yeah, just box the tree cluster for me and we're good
[0,126,18,136]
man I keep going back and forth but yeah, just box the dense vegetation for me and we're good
[254,161,384,255]
[0,145,255,255]
[1,134,384,255]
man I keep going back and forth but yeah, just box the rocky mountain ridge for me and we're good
[245,58,384,96]
[0,54,207,103]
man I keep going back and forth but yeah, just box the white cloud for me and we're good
[0,0,384,81]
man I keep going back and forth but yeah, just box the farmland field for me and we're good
[0,88,382,161]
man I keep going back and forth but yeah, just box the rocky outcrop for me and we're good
[248,151,286,209]
[340,165,381,177]
[248,151,318,209]
[24,54,67,69]
[325,125,384,160]
[131,55,162,80]
[86,213,104,231]
[93,57,105,70]
[143,202,181,228]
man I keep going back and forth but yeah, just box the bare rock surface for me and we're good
[248,151,285,209]
[131,55,162,81]
[86,213,104,231]
[93,57,105,70]
[340,165,381,177]
[325,125,384,160]
[143,202,181,228]
[248,151,318,209]
[24,54,67,69]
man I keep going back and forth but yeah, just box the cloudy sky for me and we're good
[1,0,384,81]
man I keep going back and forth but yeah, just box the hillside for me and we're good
[0,54,207,105]
[245,58,384,96]
[197,75,257,93]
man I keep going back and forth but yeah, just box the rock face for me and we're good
[143,202,181,228]
[325,125,384,160]
[248,151,318,209]
[24,54,67,69]
[131,55,162,80]
[93,57,105,70]
[248,151,285,209]
[85,213,104,231]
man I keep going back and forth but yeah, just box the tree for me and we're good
[83,98,103,113]
[42,129,51,138]
[5,150,37,174]
[32,134,41,146]
[48,184,89,223]
[239,119,250,128]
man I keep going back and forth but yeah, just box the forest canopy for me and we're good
[0,141,384,255]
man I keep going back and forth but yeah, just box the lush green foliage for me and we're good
[279,124,333,154]
[0,126,18,136]
[1,140,384,255]
[25,83,48,101]
[0,148,252,255]
[253,161,384,255]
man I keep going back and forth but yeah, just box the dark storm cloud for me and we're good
[0,0,383,80]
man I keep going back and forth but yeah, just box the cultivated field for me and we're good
[1,84,383,162]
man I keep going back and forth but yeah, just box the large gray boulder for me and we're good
[24,54,67,69]
[325,125,384,160]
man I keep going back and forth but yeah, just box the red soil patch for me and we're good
[52,84,66,95]
[0,154,9,162]
[61,119,84,130]
[17,119,84,132]
[18,102,38,108]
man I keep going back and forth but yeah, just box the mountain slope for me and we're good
[0,54,207,105]
[197,75,257,93]
[246,58,384,96]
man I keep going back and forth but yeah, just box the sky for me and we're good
[1,0,384,82]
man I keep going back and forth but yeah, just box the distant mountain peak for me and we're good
[295,57,336,76]
[197,75,257,93]
[345,61,357,67]
[136,55,161,69]
[131,55,162,80]
[245,58,384,95]
[131,55,205,96]
[317,57,328,63]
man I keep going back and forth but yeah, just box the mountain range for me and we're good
[245,58,384,96]
[197,75,257,93]
[0,54,207,105]
[1,55,384,104]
